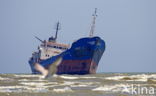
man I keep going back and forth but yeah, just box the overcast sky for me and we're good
[0,0,156,73]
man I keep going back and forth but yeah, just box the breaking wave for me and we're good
[59,75,79,80]
[104,74,156,82]
[92,84,128,92]
[0,86,48,93]
[53,87,73,92]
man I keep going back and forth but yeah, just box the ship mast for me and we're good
[89,8,97,37]
[54,22,61,41]
[48,21,61,42]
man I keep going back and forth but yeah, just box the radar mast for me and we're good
[89,8,97,37]
[49,21,61,42]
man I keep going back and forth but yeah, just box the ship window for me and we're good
[58,47,62,49]
[53,46,56,48]
[45,54,50,57]
[63,47,67,50]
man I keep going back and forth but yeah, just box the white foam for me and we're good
[59,75,97,80]
[61,81,75,86]
[92,84,131,93]
[105,74,156,82]
[60,76,79,79]
[80,76,97,79]
[63,81,98,87]
[20,82,46,86]
[105,76,125,80]
[53,87,73,92]
[20,81,58,87]
[14,74,41,78]
[24,87,49,93]
[0,76,10,80]
[0,85,49,93]
[0,86,28,93]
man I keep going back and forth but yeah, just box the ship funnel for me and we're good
[89,8,98,37]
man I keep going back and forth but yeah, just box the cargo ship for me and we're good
[29,9,105,76]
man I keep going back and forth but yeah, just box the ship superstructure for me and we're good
[31,22,69,61]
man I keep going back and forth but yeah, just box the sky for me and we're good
[0,0,156,73]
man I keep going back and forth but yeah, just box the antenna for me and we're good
[48,22,61,42]
[35,36,44,43]
[54,21,61,40]
[89,8,98,37]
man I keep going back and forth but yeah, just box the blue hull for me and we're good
[29,36,105,75]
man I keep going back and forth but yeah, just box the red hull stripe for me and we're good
[57,59,97,74]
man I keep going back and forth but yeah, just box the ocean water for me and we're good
[0,73,156,96]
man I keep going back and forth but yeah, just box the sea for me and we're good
[0,73,156,96]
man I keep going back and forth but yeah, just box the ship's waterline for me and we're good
[0,73,156,96]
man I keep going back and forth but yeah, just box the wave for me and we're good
[80,76,97,79]
[20,82,47,86]
[14,74,41,78]
[147,78,156,84]
[53,87,73,92]
[59,75,97,80]
[104,74,156,82]
[92,84,130,93]
[0,85,49,93]
[59,75,79,80]
[18,78,47,82]
[0,76,10,80]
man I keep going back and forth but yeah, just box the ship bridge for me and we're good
[39,41,69,60]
